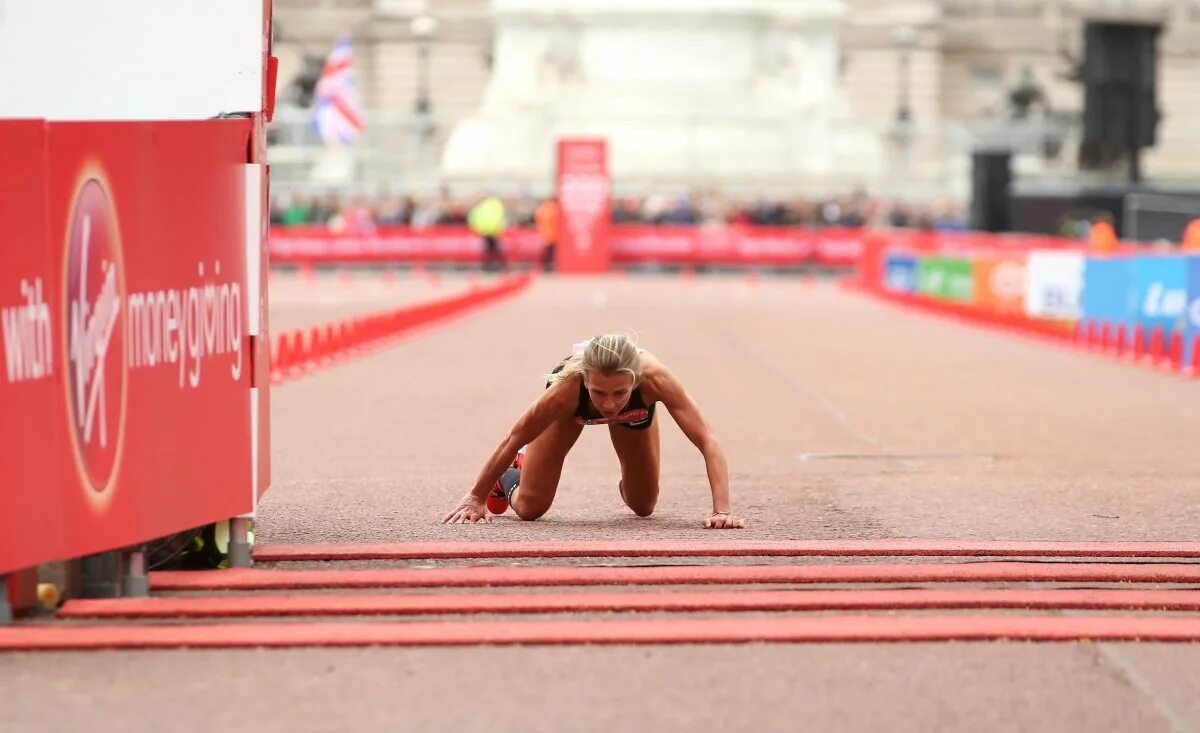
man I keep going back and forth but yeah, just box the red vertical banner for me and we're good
[555,138,612,274]
[0,120,66,576]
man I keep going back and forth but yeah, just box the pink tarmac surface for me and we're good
[4,272,1198,733]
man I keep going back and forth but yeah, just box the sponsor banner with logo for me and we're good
[0,119,257,574]
[0,120,65,574]
[883,251,919,293]
[1081,257,1135,329]
[973,255,1027,313]
[269,226,865,267]
[269,227,1090,270]
[1024,250,1084,320]
[917,257,974,302]
[1186,256,1200,369]
[1131,255,1189,345]
[811,229,865,267]
[268,226,547,263]
[556,138,612,274]
[611,226,816,266]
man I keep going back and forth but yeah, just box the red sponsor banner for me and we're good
[268,226,1093,270]
[1,119,258,575]
[269,226,865,267]
[882,229,1083,256]
[555,138,612,274]
[609,226,864,267]
[0,120,61,575]
[269,226,547,263]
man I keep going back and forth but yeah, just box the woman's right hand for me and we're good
[442,495,492,524]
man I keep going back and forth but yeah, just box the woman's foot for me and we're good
[487,467,522,514]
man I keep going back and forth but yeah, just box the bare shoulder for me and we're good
[541,373,581,414]
[509,373,579,442]
[637,350,682,402]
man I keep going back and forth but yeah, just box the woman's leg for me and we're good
[511,417,583,520]
[609,413,661,517]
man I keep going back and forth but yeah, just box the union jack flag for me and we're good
[313,35,365,146]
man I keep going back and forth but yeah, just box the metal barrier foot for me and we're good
[0,575,11,625]
[228,517,253,568]
[121,548,149,598]
[81,552,122,598]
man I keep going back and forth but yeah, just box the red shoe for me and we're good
[487,462,522,515]
[486,490,509,515]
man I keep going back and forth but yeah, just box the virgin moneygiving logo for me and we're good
[65,177,126,498]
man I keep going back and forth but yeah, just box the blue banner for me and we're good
[1131,256,1188,348]
[1081,257,1134,337]
[1186,256,1200,369]
[884,252,918,293]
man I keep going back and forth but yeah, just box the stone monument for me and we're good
[441,0,882,191]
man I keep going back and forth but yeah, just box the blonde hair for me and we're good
[547,332,643,388]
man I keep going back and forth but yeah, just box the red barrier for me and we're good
[1148,326,1166,366]
[270,225,1087,270]
[270,226,546,264]
[1109,323,1127,359]
[840,282,1075,343]
[0,120,264,578]
[1167,330,1184,372]
[1187,334,1200,378]
[1127,324,1146,363]
[846,284,1200,382]
[269,274,532,385]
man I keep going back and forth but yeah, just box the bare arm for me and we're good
[648,365,744,529]
[467,382,573,500]
[443,378,576,523]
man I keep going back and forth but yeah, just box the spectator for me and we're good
[1089,212,1119,254]
[535,197,560,272]
[468,196,508,272]
[277,195,313,227]
[335,197,375,234]
[410,197,443,229]
[1182,216,1200,251]
[269,188,976,235]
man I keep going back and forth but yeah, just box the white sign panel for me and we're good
[1024,250,1084,319]
[0,0,263,120]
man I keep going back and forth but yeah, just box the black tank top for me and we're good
[547,360,656,430]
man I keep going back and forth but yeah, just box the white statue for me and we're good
[441,0,882,189]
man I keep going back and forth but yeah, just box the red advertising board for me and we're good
[268,224,1090,271]
[0,120,61,575]
[269,226,1087,270]
[269,226,548,263]
[0,119,259,575]
[555,138,612,274]
[608,226,864,267]
[268,226,865,267]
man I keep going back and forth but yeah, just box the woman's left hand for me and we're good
[702,512,744,529]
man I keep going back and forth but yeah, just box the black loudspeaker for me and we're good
[970,152,1011,232]
[1081,22,1160,152]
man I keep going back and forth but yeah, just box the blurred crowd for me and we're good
[270,189,969,233]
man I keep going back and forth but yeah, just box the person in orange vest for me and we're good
[535,197,560,272]
[1182,216,1200,251]
[1089,212,1119,254]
